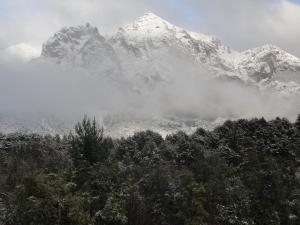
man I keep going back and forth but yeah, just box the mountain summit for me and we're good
[111,12,231,65]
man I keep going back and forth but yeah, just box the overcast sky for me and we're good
[1,0,300,57]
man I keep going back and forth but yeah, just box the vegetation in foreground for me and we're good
[1,115,300,225]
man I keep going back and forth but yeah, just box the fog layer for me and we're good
[0,56,299,133]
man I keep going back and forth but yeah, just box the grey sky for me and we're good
[1,0,300,57]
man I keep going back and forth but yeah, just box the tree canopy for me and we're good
[1,116,300,225]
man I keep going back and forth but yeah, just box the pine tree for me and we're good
[70,116,108,166]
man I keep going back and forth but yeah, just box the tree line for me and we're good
[1,115,300,225]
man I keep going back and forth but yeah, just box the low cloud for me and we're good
[0,55,299,130]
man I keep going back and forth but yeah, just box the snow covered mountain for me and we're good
[38,12,300,94]
[112,13,300,95]
[110,13,232,71]
[1,12,300,136]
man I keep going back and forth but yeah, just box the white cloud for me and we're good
[0,43,41,62]
[187,0,300,56]
[0,0,153,48]
[1,0,300,57]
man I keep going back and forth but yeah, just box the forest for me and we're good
[1,115,300,225]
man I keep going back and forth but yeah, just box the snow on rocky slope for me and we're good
[108,12,237,89]
[236,45,300,80]
[110,12,233,69]
[39,12,300,94]
[41,23,121,76]
[235,45,300,96]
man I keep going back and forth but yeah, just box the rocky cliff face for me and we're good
[41,23,121,75]
[236,45,300,81]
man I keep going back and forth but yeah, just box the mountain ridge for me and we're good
[39,12,300,94]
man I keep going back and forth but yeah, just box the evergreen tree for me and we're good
[5,174,94,225]
[70,116,110,166]
[2,116,300,225]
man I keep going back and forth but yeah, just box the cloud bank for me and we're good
[187,0,300,56]
[1,0,300,57]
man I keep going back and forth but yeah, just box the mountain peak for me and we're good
[242,44,300,63]
[40,23,121,74]
[110,12,231,69]
[138,12,165,21]
[120,12,174,34]
[41,23,104,59]
[57,23,100,40]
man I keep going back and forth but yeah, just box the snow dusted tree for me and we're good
[295,114,300,131]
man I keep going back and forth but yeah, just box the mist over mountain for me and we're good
[0,12,300,136]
